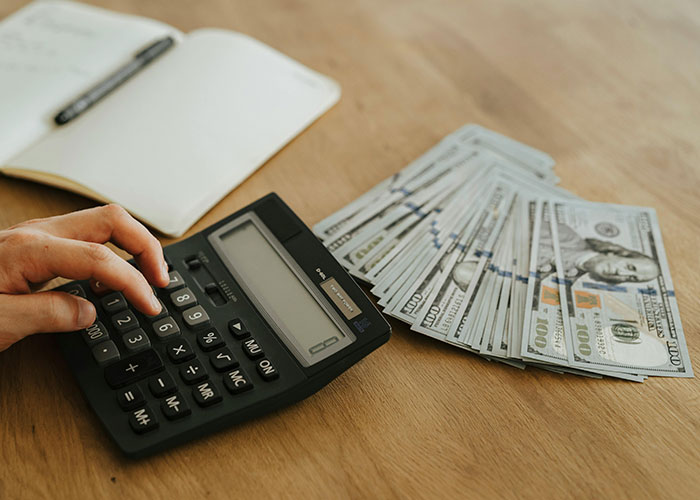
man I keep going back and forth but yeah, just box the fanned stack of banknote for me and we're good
[314,124,693,381]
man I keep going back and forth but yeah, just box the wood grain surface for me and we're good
[1,0,699,498]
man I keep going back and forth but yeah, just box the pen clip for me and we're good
[135,36,174,59]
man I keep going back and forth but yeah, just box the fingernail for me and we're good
[151,294,162,313]
[162,261,169,281]
[78,300,96,328]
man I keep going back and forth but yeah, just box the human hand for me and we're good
[0,205,169,351]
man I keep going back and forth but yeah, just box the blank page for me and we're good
[8,29,340,236]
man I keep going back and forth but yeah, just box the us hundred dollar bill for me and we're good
[375,192,484,309]
[386,182,497,324]
[520,199,570,366]
[316,123,556,246]
[505,197,532,358]
[328,150,480,264]
[414,180,515,340]
[445,192,515,346]
[348,170,473,279]
[352,167,491,281]
[313,125,474,241]
[477,215,515,354]
[550,200,693,377]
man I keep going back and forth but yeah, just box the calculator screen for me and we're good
[214,218,356,366]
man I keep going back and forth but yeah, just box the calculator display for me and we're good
[214,217,355,366]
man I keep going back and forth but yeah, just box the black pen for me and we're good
[54,36,175,125]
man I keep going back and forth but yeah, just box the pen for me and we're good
[54,36,175,126]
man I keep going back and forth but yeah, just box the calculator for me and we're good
[55,193,391,458]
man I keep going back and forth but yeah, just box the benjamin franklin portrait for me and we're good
[537,218,660,285]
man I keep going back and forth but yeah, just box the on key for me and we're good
[104,350,164,389]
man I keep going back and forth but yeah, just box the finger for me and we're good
[89,279,109,296]
[0,292,96,350]
[19,234,162,316]
[22,205,169,288]
[88,278,146,298]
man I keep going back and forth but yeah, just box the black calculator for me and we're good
[56,193,390,458]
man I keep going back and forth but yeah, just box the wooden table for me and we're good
[2,0,699,498]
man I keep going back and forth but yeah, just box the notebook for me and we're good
[0,0,341,236]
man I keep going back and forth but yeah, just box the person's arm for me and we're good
[0,204,169,351]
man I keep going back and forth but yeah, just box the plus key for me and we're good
[104,350,164,388]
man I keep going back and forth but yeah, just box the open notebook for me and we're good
[0,0,340,236]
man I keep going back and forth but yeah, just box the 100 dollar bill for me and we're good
[551,200,692,377]
[520,200,569,365]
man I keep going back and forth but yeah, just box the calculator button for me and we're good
[145,298,168,321]
[228,319,249,339]
[148,373,176,397]
[182,305,210,329]
[63,283,86,298]
[180,360,208,385]
[166,338,195,363]
[117,385,144,411]
[170,287,197,311]
[104,350,164,389]
[82,321,110,347]
[196,328,224,351]
[101,292,127,314]
[223,369,253,394]
[193,381,222,407]
[112,309,140,334]
[242,337,264,360]
[161,392,191,420]
[164,271,185,291]
[129,405,159,434]
[92,340,120,366]
[210,347,239,372]
[256,358,279,381]
[123,328,151,353]
[153,316,180,340]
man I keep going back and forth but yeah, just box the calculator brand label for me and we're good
[320,278,361,320]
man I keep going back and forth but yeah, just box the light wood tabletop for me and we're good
[1,0,699,498]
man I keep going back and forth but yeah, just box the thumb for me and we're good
[0,291,96,350]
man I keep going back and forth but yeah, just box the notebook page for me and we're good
[0,0,180,165]
[8,28,341,236]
